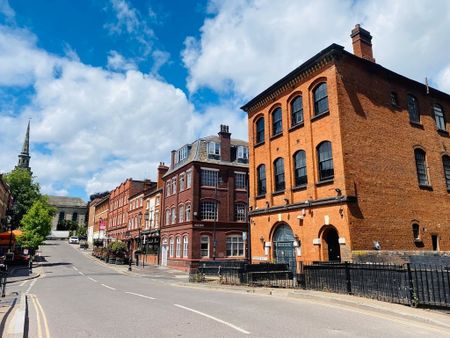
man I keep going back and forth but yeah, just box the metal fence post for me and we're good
[406,263,416,307]
[345,262,352,295]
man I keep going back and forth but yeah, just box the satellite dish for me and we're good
[373,241,381,250]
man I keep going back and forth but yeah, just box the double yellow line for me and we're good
[29,294,51,338]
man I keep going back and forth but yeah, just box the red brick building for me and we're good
[242,25,450,270]
[0,174,12,231]
[107,179,152,241]
[160,125,249,270]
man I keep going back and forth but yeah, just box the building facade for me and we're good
[0,174,12,231]
[160,125,249,271]
[106,179,151,241]
[47,196,87,234]
[93,195,109,244]
[242,25,450,270]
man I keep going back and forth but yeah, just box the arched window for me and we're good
[317,141,334,181]
[273,157,285,192]
[414,149,429,186]
[200,236,209,257]
[183,236,189,258]
[313,82,329,116]
[272,107,282,136]
[179,204,185,223]
[407,94,420,123]
[165,209,170,226]
[171,206,176,224]
[185,203,191,221]
[434,104,446,131]
[200,201,218,220]
[291,96,304,126]
[293,150,307,186]
[176,236,181,257]
[255,117,265,144]
[169,237,174,257]
[442,155,450,190]
[412,223,420,241]
[257,164,266,195]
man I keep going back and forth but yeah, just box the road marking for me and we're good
[125,291,156,300]
[20,280,29,287]
[174,304,250,335]
[72,266,78,271]
[78,271,85,276]
[34,295,51,338]
[101,283,116,290]
[87,277,98,283]
[30,295,43,338]
[26,278,38,294]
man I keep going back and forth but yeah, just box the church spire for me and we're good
[16,120,31,173]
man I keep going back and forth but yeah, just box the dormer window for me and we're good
[176,145,189,163]
[208,141,220,159]
[237,146,248,163]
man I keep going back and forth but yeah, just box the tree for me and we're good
[4,168,40,227]
[17,197,56,250]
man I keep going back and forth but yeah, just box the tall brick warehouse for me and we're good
[242,25,450,270]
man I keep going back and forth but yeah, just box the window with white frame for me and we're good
[154,211,160,227]
[155,195,160,206]
[183,236,188,258]
[165,209,170,225]
[226,235,244,257]
[179,204,185,223]
[186,170,192,189]
[235,172,247,189]
[200,236,209,257]
[201,169,218,186]
[179,173,186,191]
[207,141,220,158]
[177,145,189,163]
[166,181,171,196]
[171,206,176,224]
[235,203,247,222]
[200,201,218,220]
[237,146,248,160]
[169,237,174,257]
[172,177,177,194]
[185,204,191,221]
[176,236,181,257]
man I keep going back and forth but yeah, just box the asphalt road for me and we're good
[10,241,450,338]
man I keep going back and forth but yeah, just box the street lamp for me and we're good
[127,230,132,271]
[6,216,13,262]
[136,212,142,267]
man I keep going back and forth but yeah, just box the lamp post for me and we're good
[127,230,132,271]
[136,212,142,267]
[7,216,13,262]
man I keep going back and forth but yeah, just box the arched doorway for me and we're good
[321,227,341,262]
[272,223,296,273]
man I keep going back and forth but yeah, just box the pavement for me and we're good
[0,262,39,337]
[3,242,449,337]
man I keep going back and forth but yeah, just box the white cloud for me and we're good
[183,0,450,98]
[0,0,14,19]
[0,25,200,197]
[107,50,137,71]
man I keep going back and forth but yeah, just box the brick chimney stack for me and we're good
[157,162,169,189]
[218,125,231,162]
[350,24,375,63]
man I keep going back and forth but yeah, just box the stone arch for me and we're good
[319,225,341,262]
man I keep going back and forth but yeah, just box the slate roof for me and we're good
[165,135,248,176]
[47,196,87,208]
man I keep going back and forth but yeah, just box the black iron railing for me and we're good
[191,261,450,308]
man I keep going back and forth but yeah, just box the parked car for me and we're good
[69,236,79,244]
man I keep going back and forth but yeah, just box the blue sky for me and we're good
[1,0,450,201]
